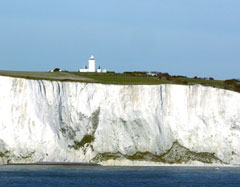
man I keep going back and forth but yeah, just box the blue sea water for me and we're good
[0,166,240,187]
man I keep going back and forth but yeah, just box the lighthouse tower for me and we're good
[88,55,96,72]
[79,55,106,73]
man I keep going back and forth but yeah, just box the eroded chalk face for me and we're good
[0,76,240,166]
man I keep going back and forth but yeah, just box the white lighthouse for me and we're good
[79,55,107,73]
[88,55,96,72]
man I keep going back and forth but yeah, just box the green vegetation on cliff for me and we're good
[0,70,239,93]
[92,142,223,164]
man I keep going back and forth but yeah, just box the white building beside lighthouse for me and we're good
[79,55,107,73]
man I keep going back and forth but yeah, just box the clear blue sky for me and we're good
[0,0,239,79]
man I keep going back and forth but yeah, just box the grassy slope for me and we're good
[0,70,238,93]
[71,72,170,85]
[0,70,94,82]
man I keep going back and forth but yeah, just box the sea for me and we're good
[0,165,240,187]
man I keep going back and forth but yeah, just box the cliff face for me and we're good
[0,76,240,166]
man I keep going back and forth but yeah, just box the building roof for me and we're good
[90,55,95,60]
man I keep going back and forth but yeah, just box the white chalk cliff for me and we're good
[0,75,240,166]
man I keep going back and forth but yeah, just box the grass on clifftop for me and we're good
[0,70,169,85]
[0,70,94,82]
[0,70,239,93]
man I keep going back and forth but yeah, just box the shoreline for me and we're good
[98,160,240,167]
[4,162,101,166]
[2,162,240,168]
